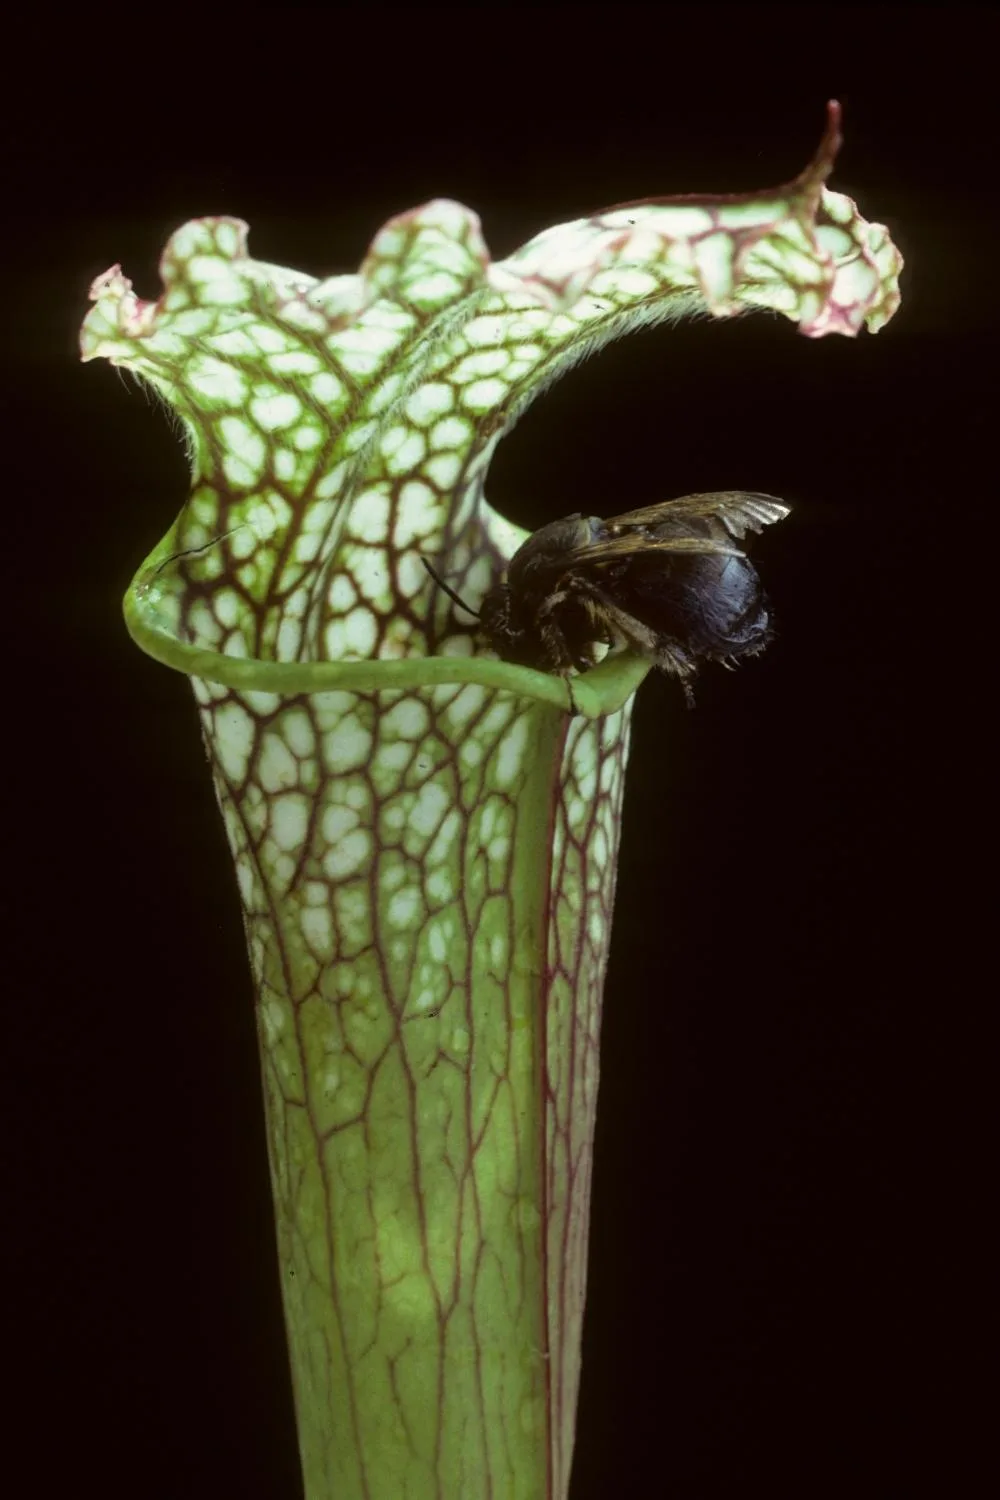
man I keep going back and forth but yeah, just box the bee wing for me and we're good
[604,491,791,540]
[568,532,746,565]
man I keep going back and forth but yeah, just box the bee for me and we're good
[425,491,790,704]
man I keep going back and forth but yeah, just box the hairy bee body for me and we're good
[478,491,790,699]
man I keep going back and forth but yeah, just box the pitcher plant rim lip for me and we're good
[124,574,653,717]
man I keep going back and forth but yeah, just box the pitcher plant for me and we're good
[81,101,901,1499]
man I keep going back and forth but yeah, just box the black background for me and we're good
[5,9,988,1498]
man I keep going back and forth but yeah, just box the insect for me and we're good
[425,491,790,704]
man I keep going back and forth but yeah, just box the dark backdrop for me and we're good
[5,9,986,1498]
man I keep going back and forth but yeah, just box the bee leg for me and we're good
[531,598,584,715]
[539,621,579,678]
[563,575,700,704]
[559,575,660,656]
[532,594,580,673]
[652,643,699,706]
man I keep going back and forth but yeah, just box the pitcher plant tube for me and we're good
[81,101,901,1500]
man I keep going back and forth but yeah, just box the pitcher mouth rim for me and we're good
[125,589,651,719]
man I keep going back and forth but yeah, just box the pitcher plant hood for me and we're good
[81,99,900,713]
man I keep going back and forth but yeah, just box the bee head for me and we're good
[420,558,528,659]
[479,581,515,647]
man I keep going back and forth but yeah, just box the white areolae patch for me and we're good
[405,381,455,425]
[495,715,529,789]
[269,792,309,853]
[250,391,302,431]
[460,377,508,412]
[212,701,256,782]
[381,698,431,742]
[322,828,371,880]
[350,489,391,544]
[395,480,437,547]
[409,780,449,839]
[218,417,266,487]
[387,887,421,930]
[258,734,299,794]
[323,714,374,775]
[429,415,472,451]
[343,606,378,658]
[380,426,427,476]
